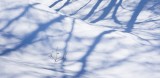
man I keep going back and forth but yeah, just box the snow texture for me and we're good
[0,0,160,78]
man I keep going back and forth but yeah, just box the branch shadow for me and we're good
[0,3,39,32]
[49,0,63,8]
[111,0,123,24]
[0,0,160,78]
[91,0,117,23]
[73,30,115,78]
[82,0,103,20]
[0,15,65,56]
[56,0,71,11]
[70,0,92,16]
[124,0,149,32]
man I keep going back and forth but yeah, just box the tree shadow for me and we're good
[59,18,75,78]
[147,0,160,15]
[91,0,117,23]
[49,0,63,8]
[73,30,115,78]
[0,0,160,78]
[55,0,71,11]
[82,0,103,20]
[124,0,148,32]
[0,3,39,32]
[111,0,123,24]
[70,0,92,16]
[0,15,65,55]
[49,0,79,13]
[46,0,159,30]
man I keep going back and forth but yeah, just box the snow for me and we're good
[0,0,160,78]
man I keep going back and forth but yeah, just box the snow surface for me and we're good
[0,0,160,78]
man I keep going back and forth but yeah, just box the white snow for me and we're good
[0,0,160,78]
